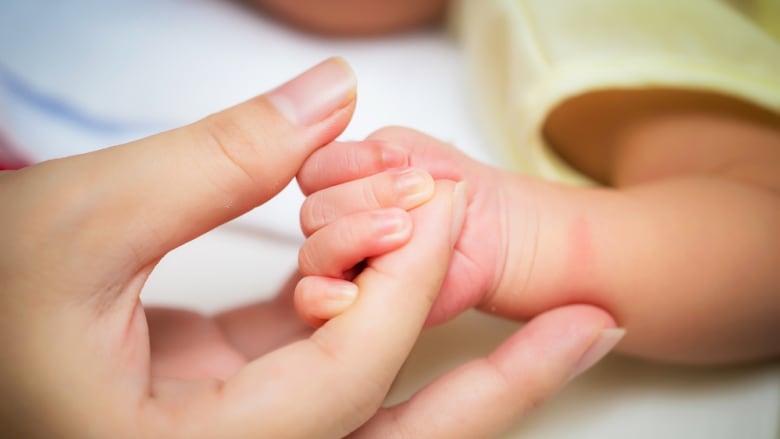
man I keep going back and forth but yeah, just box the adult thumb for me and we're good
[9,58,356,276]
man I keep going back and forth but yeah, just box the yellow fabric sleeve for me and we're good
[454,0,780,185]
[727,0,780,41]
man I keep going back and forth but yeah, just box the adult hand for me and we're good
[0,57,460,438]
[0,57,621,439]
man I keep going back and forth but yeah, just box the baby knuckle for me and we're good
[298,243,319,275]
[300,197,332,236]
[359,179,383,209]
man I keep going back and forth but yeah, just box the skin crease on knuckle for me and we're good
[300,215,374,278]
[197,93,311,199]
[298,239,325,277]
[201,113,264,188]
[358,175,384,211]
[300,195,336,237]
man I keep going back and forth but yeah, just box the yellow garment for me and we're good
[454,0,780,185]
[727,0,780,40]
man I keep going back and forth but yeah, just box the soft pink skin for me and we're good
[267,0,780,367]
[0,58,363,438]
[298,120,780,365]
[293,179,621,438]
[0,57,620,439]
[298,131,510,326]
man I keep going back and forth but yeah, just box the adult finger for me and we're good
[300,167,433,236]
[6,58,356,281]
[209,181,468,439]
[297,140,409,194]
[352,305,623,439]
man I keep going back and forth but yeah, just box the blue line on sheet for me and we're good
[0,64,138,135]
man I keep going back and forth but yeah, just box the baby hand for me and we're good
[295,171,624,437]
[297,128,519,326]
[294,164,445,325]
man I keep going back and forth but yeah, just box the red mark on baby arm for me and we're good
[558,215,619,322]
[561,216,597,301]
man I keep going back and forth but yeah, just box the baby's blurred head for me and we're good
[248,0,449,36]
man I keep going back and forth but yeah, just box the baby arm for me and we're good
[497,159,780,365]
[298,114,780,365]
[527,89,780,364]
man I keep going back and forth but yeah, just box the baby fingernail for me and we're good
[451,181,468,247]
[393,168,434,209]
[569,328,626,380]
[267,57,356,126]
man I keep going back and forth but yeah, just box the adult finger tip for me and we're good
[569,327,626,380]
[267,57,356,127]
[491,304,623,385]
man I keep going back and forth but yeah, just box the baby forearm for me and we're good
[491,174,780,365]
